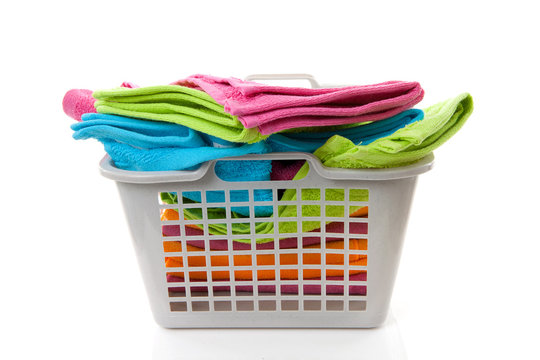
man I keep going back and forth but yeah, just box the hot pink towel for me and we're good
[62,89,96,121]
[63,83,138,121]
[174,74,424,134]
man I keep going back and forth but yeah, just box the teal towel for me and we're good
[266,109,424,152]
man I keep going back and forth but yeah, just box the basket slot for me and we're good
[155,178,378,318]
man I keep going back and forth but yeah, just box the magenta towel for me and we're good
[165,222,367,295]
[174,74,424,134]
[167,273,367,296]
[270,160,306,181]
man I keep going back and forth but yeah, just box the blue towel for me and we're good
[72,113,272,216]
[183,160,274,217]
[98,140,269,172]
[72,113,271,171]
[266,109,424,152]
[73,113,208,149]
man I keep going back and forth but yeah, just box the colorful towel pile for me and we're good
[64,75,473,295]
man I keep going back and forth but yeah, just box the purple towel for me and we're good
[270,160,306,182]
[167,273,367,296]
[163,221,368,250]
[174,74,424,134]
[163,221,367,296]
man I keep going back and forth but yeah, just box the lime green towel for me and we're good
[314,93,473,168]
[184,186,368,244]
[182,93,472,242]
[92,85,266,143]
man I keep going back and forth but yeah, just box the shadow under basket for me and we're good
[99,152,434,328]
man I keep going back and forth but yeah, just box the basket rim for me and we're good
[99,151,434,184]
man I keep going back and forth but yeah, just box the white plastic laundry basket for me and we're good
[99,150,433,328]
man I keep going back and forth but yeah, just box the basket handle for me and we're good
[208,152,435,182]
[99,151,434,184]
[244,74,320,88]
[206,152,321,183]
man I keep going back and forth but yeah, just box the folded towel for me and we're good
[62,82,137,121]
[165,238,367,281]
[174,75,424,134]
[267,109,423,192]
[310,93,474,168]
[71,113,272,171]
[167,273,367,296]
[92,85,266,143]
[103,141,270,171]
[266,109,424,152]
[72,113,208,149]
[62,89,96,121]
[163,209,368,295]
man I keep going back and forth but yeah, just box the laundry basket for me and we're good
[99,150,433,328]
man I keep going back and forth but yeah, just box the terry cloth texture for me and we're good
[62,89,96,121]
[266,109,424,152]
[310,93,473,168]
[92,85,266,143]
[71,113,271,172]
[174,74,424,134]
[170,188,368,243]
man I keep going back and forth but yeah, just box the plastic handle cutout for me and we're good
[245,74,320,89]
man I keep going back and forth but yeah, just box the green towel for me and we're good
[314,93,473,168]
[169,93,472,243]
[183,181,368,244]
[92,85,266,143]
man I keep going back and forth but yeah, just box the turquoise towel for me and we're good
[72,113,207,149]
[266,109,424,152]
[182,160,274,217]
[72,113,272,215]
[71,113,271,171]
[100,140,269,172]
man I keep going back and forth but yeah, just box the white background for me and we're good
[1,1,539,359]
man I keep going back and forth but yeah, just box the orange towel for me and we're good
[160,208,368,281]
[164,239,366,281]
[350,206,369,218]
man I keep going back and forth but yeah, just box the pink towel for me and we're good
[62,82,139,121]
[174,74,424,134]
[62,89,96,121]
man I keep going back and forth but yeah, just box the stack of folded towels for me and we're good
[64,74,473,295]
